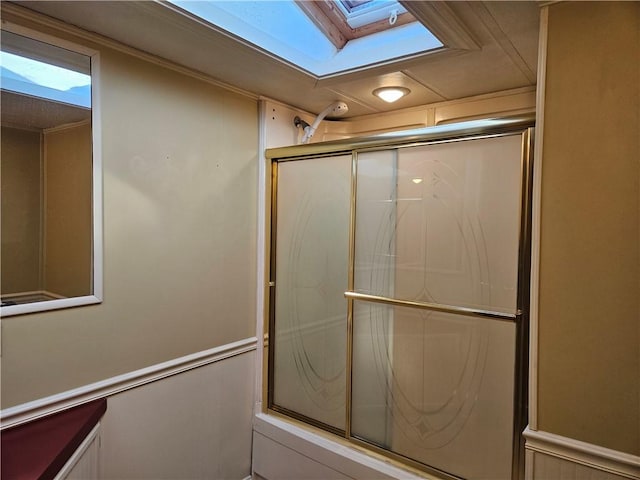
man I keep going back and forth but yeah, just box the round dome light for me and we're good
[373,87,411,103]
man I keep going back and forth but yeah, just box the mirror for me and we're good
[1,27,102,316]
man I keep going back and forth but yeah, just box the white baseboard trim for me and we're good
[1,336,258,430]
[524,427,640,479]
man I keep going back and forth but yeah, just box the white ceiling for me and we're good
[8,1,540,119]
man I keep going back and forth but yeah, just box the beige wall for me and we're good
[1,19,258,407]
[537,2,639,455]
[1,127,42,295]
[44,123,92,298]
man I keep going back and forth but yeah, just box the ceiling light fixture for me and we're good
[373,86,410,103]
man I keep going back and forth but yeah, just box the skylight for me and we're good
[168,0,442,78]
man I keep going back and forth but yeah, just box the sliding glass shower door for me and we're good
[268,123,532,480]
[351,135,524,479]
[270,155,351,431]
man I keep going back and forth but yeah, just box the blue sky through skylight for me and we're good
[169,0,442,77]
[204,1,335,61]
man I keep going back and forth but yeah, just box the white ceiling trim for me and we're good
[399,68,448,101]
[467,2,537,83]
[400,1,480,51]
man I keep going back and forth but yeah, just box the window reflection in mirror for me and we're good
[1,27,101,315]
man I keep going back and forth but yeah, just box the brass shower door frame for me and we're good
[264,115,535,480]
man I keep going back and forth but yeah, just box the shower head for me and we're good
[299,101,349,144]
[323,101,349,119]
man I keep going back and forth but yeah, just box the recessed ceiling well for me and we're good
[6,1,540,118]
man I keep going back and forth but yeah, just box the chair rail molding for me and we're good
[1,337,258,430]
[524,427,640,480]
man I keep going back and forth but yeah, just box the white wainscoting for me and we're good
[54,423,101,480]
[524,428,640,480]
[101,348,255,479]
[1,338,257,480]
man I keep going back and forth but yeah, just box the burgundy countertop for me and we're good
[1,399,107,480]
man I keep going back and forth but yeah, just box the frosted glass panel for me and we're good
[272,156,351,430]
[355,135,523,314]
[354,150,397,302]
[351,301,516,480]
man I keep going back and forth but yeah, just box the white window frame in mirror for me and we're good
[0,22,103,317]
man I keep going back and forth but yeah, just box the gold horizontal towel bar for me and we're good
[344,291,519,322]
